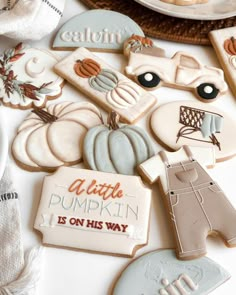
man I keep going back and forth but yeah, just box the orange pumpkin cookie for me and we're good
[12,101,103,172]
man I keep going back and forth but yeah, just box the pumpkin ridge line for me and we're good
[57,105,101,118]
[89,77,107,93]
[128,126,154,157]
[106,92,126,109]
[94,75,116,91]
[107,130,119,174]
[100,69,119,84]
[120,81,141,96]
[83,62,100,76]
[46,123,64,164]
[118,82,140,102]
[112,87,130,107]
[53,102,73,117]
[25,124,47,168]
[18,122,44,133]
[56,118,88,130]
[115,85,137,105]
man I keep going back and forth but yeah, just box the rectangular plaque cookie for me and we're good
[34,167,152,257]
[54,47,157,124]
[209,27,236,97]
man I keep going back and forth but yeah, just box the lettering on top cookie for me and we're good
[210,27,236,98]
[0,43,64,110]
[113,249,230,295]
[150,100,236,162]
[34,167,152,257]
[139,146,236,260]
[124,35,228,102]
[83,111,155,175]
[12,101,103,172]
[53,9,144,52]
[54,47,156,124]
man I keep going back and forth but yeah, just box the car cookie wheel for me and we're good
[137,72,161,88]
[197,83,219,101]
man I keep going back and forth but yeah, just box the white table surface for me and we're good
[1,0,236,294]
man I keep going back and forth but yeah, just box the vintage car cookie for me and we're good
[113,249,230,295]
[124,35,228,102]
[139,146,236,260]
[150,100,236,162]
[0,43,64,110]
[83,111,155,175]
[34,167,152,257]
[54,47,157,124]
[12,101,102,172]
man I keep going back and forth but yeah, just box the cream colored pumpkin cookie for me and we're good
[160,0,208,6]
[12,101,103,172]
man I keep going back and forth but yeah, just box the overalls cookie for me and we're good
[139,146,236,260]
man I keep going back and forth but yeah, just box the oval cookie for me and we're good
[0,43,64,110]
[113,249,230,295]
[150,100,236,162]
[12,101,102,172]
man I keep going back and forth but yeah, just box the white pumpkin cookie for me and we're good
[83,111,155,175]
[0,43,64,110]
[12,101,103,172]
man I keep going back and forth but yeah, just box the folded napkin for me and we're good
[0,165,43,295]
[0,0,65,40]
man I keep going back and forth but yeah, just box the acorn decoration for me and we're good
[223,37,236,69]
[74,58,141,109]
[83,111,155,176]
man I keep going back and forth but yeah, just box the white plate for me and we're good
[0,107,8,180]
[134,0,236,20]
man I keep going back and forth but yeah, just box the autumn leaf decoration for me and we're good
[0,43,53,102]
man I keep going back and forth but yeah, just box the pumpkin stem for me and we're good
[107,111,120,130]
[32,108,58,123]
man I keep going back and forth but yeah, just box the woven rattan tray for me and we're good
[80,0,236,46]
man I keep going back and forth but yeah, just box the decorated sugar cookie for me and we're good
[150,100,236,162]
[0,107,8,180]
[0,43,64,110]
[53,10,144,52]
[113,249,230,295]
[83,111,155,175]
[209,27,236,98]
[139,146,236,260]
[124,35,228,102]
[34,167,152,257]
[160,0,208,5]
[12,101,102,172]
[54,47,156,124]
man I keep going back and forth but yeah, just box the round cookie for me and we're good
[0,43,64,110]
[0,107,8,180]
[12,101,102,172]
[150,100,236,162]
[83,111,155,175]
[112,249,230,295]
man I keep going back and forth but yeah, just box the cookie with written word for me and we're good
[112,249,230,295]
[150,100,236,162]
[12,101,102,172]
[83,111,155,175]
[34,167,152,257]
[53,10,144,52]
[0,43,64,110]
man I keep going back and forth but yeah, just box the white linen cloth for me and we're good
[0,0,65,40]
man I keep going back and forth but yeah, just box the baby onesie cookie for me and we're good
[124,35,228,102]
[113,249,230,295]
[0,43,64,110]
[150,100,236,162]
[83,111,155,175]
[34,167,152,257]
[209,27,236,99]
[139,146,236,260]
[53,9,144,52]
[54,47,156,124]
[160,0,208,5]
[12,101,102,172]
